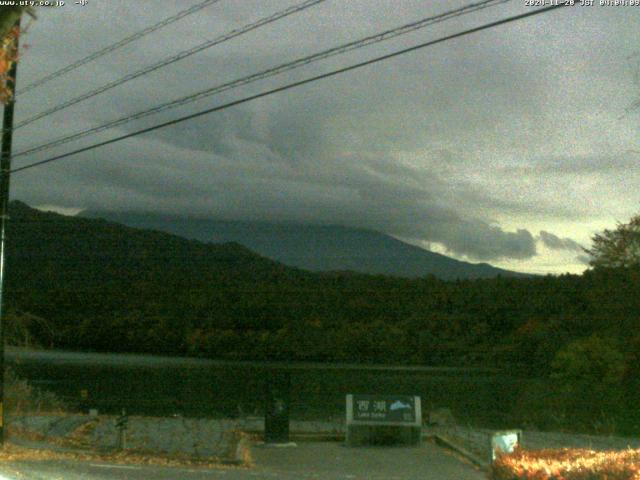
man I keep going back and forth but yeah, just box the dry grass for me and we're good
[492,447,640,480]
[0,442,247,469]
[5,368,66,415]
[6,422,95,450]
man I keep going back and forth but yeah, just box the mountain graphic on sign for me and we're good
[389,401,411,411]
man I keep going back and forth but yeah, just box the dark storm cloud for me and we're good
[538,231,584,253]
[10,1,640,268]
[111,132,543,260]
[436,223,536,261]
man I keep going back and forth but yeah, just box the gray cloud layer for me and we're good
[538,231,584,253]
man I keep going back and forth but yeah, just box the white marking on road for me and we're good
[183,469,226,474]
[89,464,142,470]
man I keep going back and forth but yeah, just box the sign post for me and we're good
[115,409,128,450]
[264,370,291,444]
[346,394,421,446]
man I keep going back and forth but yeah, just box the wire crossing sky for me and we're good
[11,0,328,131]
[16,0,223,95]
[11,3,567,174]
[12,0,510,159]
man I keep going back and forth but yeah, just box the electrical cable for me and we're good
[12,0,512,159]
[12,0,327,130]
[11,3,569,174]
[17,0,223,96]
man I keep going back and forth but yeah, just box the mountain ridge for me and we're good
[81,209,530,280]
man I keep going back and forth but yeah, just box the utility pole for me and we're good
[0,17,20,447]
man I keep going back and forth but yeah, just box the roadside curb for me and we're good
[432,433,488,469]
[242,430,345,443]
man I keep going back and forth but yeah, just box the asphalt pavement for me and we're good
[0,440,487,479]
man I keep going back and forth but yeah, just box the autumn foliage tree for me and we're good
[585,213,640,269]
[0,6,34,104]
[0,7,24,39]
[0,24,19,104]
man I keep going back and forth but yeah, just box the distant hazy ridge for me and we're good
[82,210,528,280]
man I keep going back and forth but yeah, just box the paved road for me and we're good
[0,441,486,479]
[249,441,486,479]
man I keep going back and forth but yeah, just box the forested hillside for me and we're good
[2,201,638,369]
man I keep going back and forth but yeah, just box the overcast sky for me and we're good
[9,0,640,274]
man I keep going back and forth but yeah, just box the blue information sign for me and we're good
[351,395,417,423]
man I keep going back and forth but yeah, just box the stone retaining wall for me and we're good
[8,414,240,459]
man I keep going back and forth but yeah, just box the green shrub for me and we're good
[550,335,626,432]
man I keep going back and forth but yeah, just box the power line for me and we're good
[12,0,499,136]
[12,0,327,131]
[16,0,222,96]
[11,3,569,174]
[12,0,511,160]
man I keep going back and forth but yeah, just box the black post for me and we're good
[264,369,291,444]
[0,18,20,447]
